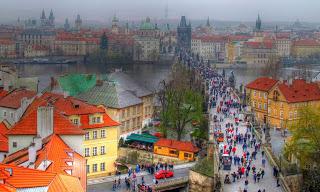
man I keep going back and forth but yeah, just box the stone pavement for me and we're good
[209,89,283,192]
[87,162,196,185]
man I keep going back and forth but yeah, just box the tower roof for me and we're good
[179,16,187,27]
[49,9,54,20]
[41,9,46,19]
[256,14,262,31]
[206,17,210,27]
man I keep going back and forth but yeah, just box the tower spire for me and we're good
[41,9,46,19]
[206,17,210,27]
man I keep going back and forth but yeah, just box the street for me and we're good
[87,167,190,192]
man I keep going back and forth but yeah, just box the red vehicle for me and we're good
[154,170,174,179]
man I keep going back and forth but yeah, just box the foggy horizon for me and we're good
[0,0,319,24]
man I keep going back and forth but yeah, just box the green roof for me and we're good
[126,133,159,144]
[140,17,155,30]
[58,74,96,96]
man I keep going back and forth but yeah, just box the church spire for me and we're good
[255,14,262,31]
[206,17,210,27]
[41,9,46,19]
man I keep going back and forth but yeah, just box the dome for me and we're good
[140,17,155,30]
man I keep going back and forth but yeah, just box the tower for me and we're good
[125,22,130,35]
[48,9,55,27]
[177,16,192,51]
[255,14,262,31]
[40,9,46,27]
[64,18,70,31]
[75,14,82,31]
[111,15,119,34]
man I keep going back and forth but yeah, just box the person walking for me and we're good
[262,158,266,168]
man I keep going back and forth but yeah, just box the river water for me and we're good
[14,62,320,92]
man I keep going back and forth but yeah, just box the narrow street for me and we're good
[208,78,283,192]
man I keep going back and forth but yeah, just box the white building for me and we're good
[0,89,36,125]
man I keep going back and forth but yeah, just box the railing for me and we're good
[154,176,189,191]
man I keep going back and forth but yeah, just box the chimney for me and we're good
[28,136,42,169]
[63,91,69,99]
[279,77,283,83]
[37,106,54,139]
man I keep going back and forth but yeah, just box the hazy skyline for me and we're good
[0,0,319,23]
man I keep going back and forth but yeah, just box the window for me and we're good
[96,116,101,123]
[264,103,267,110]
[101,130,106,138]
[280,111,284,119]
[100,146,105,155]
[85,148,90,157]
[85,132,90,140]
[100,163,105,171]
[3,110,6,117]
[184,153,191,158]
[258,103,262,109]
[10,112,14,119]
[93,131,97,139]
[12,142,17,148]
[264,93,267,99]
[133,118,136,127]
[73,119,79,125]
[259,92,262,98]
[252,101,256,108]
[93,147,97,156]
[127,108,130,117]
[294,111,298,119]
[289,112,293,120]
[92,164,97,172]
[253,90,256,96]
[86,165,90,173]
[126,120,130,129]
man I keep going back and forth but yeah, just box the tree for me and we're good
[158,63,203,140]
[285,105,320,191]
[260,54,281,78]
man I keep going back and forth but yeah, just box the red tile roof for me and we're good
[246,77,278,92]
[28,92,120,129]
[6,109,85,135]
[0,89,36,109]
[278,79,320,103]
[0,122,9,152]
[2,134,86,191]
[244,41,274,49]
[154,138,199,153]
[293,39,320,46]
[0,89,8,99]
[0,163,84,191]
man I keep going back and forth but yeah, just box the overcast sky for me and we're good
[0,0,319,23]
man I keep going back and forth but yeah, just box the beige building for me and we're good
[133,17,160,62]
[54,37,99,56]
[275,35,291,57]
[0,39,16,58]
[77,71,154,139]
[242,41,277,66]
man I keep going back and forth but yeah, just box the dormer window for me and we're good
[74,104,80,109]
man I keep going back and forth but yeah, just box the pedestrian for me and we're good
[112,179,117,191]
[141,176,145,185]
[262,158,266,168]
[253,173,257,183]
[257,171,261,183]
[261,150,265,158]
[277,177,280,187]
[261,169,265,179]
[117,177,121,188]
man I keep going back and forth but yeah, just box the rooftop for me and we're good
[154,138,199,153]
[0,89,36,109]
[246,77,278,92]
[278,79,320,103]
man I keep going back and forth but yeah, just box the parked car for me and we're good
[154,170,174,179]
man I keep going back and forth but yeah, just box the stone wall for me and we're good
[284,174,302,192]
[118,147,189,165]
[189,170,216,192]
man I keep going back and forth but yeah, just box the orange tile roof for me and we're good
[0,89,8,99]
[0,122,9,152]
[0,163,57,188]
[246,77,278,92]
[0,89,36,109]
[293,39,320,46]
[0,164,84,191]
[6,109,85,135]
[28,92,120,129]
[278,79,320,103]
[154,138,199,153]
[3,135,86,191]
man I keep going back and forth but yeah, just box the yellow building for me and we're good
[267,79,320,129]
[246,77,278,124]
[242,41,277,66]
[291,39,320,58]
[153,138,199,161]
[34,92,120,178]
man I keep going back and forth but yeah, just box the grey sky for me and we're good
[0,0,319,23]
